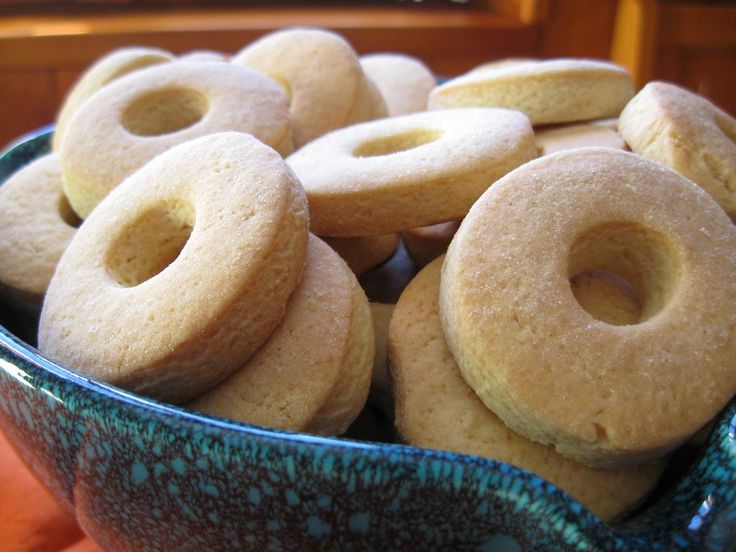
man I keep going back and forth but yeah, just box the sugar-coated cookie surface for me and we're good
[189,235,373,435]
[360,53,435,116]
[390,257,664,521]
[441,147,736,468]
[287,108,537,236]
[39,132,309,404]
[323,233,399,275]
[52,46,174,152]
[0,154,78,312]
[233,28,386,148]
[429,59,634,126]
[618,81,736,221]
[60,60,292,218]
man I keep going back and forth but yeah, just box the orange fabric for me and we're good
[0,431,102,552]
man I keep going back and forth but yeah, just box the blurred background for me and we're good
[0,0,734,147]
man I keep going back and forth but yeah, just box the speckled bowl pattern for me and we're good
[0,131,735,551]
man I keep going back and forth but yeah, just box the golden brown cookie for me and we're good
[0,154,78,312]
[323,234,399,275]
[39,132,309,404]
[60,60,292,218]
[618,81,736,221]
[429,59,634,126]
[52,46,174,151]
[188,235,373,435]
[287,108,536,236]
[390,257,664,521]
[441,147,736,468]
[232,28,387,148]
[360,53,435,116]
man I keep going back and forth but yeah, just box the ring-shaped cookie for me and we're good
[618,81,736,221]
[391,257,664,521]
[0,153,79,312]
[189,235,373,435]
[441,148,736,468]
[233,28,386,148]
[39,132,309,404]
[429,59,634,126]
[287,108,536,236]
[52,46,174,151]
[60,60,293,218]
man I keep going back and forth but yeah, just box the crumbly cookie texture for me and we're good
[189,235,373,436]
[0,154,78,312]
[40,132,309,404]
[390,257,664,521]
[429,58,634,126]
[441,147,736,468]
[619,81,736,221]
[60,60,292,218]
[287,107,536,237]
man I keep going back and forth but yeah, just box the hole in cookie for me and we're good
[57,195,82,228]
[567,222,681,325]
[106,200,194,287]
[122,87,208,136]
[570,270,641,326]
[353,129,441,157]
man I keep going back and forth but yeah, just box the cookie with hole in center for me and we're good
[39,132,309,404]
[287,108,536,237]
[52,46,174,152]
[441,147,736,468]
[390,257,664,521]
[59,60,292,218]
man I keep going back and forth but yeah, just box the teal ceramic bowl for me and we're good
[1,130,735,551]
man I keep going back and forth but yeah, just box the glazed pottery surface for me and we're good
[0,130,735,551]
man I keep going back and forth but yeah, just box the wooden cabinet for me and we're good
[612,0,736,116]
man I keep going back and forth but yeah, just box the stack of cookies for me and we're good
[0,27,734,522]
